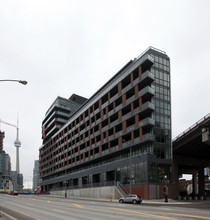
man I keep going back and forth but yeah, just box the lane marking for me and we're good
[53,209,68,214]
[169,213,210,220]
[111,208,178,220]
[72,203,84,208]
[0,211,18,220]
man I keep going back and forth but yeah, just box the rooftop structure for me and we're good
[42,94,87,143]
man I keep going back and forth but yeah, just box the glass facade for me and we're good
[114,49,172,185]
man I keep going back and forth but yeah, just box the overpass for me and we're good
[173,113,210,199]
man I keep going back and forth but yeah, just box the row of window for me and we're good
[117,161,171,184]
[152,54,170,67]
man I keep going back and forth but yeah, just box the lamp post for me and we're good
[123,139,132,194]
[0,79,27,85]
[129,146,132,194]
[65,169,67,198]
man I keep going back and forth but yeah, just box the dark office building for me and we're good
[39,47,172,199]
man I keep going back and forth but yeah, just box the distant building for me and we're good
[0,131,5,188]
[1,151,11,189]
[33,160,40,191]
[11,171,23,191]
[2,151,11,176]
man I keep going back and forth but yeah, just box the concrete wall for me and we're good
[50,186,122,200]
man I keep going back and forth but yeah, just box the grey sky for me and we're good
[0,0,210,183]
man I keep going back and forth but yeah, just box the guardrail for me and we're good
[173,112,210,142]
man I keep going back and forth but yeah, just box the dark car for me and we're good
[119,194,142,204]
[13,191,19,195]
[8,191,18,195]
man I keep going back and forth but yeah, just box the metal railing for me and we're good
[116,182,128,196]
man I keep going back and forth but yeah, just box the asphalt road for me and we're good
[0,194,210,220]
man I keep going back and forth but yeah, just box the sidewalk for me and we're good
[142,198,205,204]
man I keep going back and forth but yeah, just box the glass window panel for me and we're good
[163,59,166,65]
[160,109,164,114]
[155,56,158,62]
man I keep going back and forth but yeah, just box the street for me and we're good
[0,194,210,220]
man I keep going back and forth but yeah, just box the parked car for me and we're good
[18,190,33,195]
[8,191,13,195]
[119,194,142,204]
[8,191,18,195]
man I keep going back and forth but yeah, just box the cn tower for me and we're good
[14,119,21,174]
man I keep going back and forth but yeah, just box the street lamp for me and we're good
[123,139,132,194]
[0,79,28,85]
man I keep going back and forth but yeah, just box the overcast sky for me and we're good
[0,0,210,184]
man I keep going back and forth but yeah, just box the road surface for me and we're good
[0,194,210,220]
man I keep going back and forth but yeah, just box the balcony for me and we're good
[139,117,155,129]
[102,124,109,133]
[109,93,119,104]
[102,100,109,109]
[122,111,132,122]
[102,149,109,156]
[139,86,155,100]
[142,133,155,142]
[115,130,123,139]
[122,83,132,95]
[139,71,154,87]
[140,54,154,72]
[115,103,122,113]
[110,146,118,153]
[94,153,100,159]
[140,101,155,116]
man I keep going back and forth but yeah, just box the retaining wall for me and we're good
[50,186,122,199]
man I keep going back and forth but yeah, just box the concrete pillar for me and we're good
[192,173,197,196]
[88,174,92,184]
[78,177,82,187]
[100,173,106,182]
[198,167,205,199]
[172,159,179,200]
